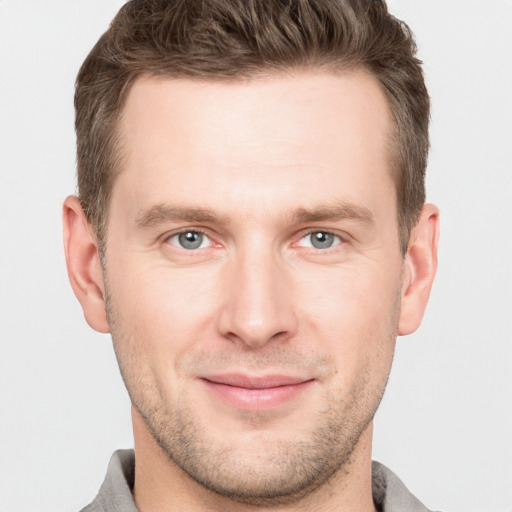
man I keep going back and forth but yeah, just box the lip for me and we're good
[200,374,315,411]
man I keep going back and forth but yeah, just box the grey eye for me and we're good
[297,231,342,250]
[310,232,335,249]
[174,231,207,250]
[297,231,341,250]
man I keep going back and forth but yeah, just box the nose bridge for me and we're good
[217,240,297,348]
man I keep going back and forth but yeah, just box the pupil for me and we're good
[312,232,333,249]
[179,231,203,249]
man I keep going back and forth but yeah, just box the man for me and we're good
[63,0,440,510]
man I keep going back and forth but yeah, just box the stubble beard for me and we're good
[105,289,398,506]
[135,370,386,507]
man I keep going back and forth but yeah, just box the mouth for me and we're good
[199,374,315,411]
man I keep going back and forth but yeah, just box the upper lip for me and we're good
[201,374,312,389]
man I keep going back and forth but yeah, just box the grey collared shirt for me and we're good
[81,449,435,512]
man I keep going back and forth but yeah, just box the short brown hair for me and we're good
[75,0,429,254]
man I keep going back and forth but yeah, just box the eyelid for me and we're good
[160,227,347,252]
[295,229,345,249]
[163,228,217,249]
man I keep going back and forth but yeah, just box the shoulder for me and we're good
[79,450,137,512]
[372,461,442,512]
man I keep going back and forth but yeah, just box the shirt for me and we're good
[81,449,435,512]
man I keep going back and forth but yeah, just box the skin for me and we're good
[63,69,439,512]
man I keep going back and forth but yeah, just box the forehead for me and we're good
[114,70,395,221]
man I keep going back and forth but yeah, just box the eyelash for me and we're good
[164,229,214,250]
[296,230,344,251]
[163,228,345,253]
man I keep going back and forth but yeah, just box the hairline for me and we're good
[93,64,409,256]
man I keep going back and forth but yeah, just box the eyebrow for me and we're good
[135,201,374,229]
[292,202,374,225]
[135,204,228,228]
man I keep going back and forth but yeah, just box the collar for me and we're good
[81,450,434,512]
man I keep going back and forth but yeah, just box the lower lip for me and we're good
[201,379,314,411]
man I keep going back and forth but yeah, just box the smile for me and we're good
[200,374,315,411]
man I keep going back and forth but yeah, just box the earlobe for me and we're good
[62,196,110,333]
[398,203,440,336]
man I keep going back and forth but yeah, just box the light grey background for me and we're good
[1,1,511,511]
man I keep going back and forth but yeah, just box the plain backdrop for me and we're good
[1,1,511,511]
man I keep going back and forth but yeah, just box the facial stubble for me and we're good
[105,285,399,507]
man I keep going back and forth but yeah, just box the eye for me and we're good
[168,230,211,250]
[298,231,342,250]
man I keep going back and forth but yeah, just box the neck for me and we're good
[131,407,377,512]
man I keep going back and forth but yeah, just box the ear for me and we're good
[398,203,440,336]
[63,196,110,333]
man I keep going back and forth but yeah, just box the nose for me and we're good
[216,246,298,349]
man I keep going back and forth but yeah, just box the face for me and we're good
[103,70,404,504]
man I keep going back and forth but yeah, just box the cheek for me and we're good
[105,264,223,411]
[299,259,400,322]
[296,263,400,377]
[107,262,221,358]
